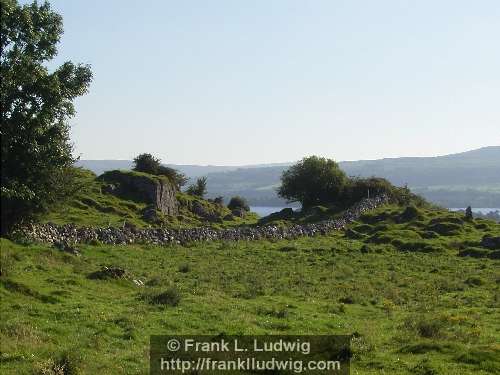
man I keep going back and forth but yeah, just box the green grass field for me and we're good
[1,205,499,374]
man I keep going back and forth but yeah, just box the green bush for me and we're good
[227,196,250,211]
[178,263,190,273]
[132,154,187,189]
[147,287,181,307]
[133,153,161,175]
[186,177,207,198]
[156,166,188,188]
[342,177,397,207]
[416,319,445,338]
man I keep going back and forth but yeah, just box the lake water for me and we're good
[251,206,500,218]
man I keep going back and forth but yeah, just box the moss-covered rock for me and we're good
[99,170,178,216]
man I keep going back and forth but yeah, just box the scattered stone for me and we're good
[132,279,144,287]
[53,240,81,256]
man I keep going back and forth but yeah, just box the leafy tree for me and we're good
[1,0,92,232]
[465,206,473,221]
[133,153,161,175]
[228,196,249,211]
[157,165,188,189]
[186,177,207,198]
[278,156,348,208]
[132,154,188,189]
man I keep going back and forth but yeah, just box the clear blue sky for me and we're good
[42,0,499,165]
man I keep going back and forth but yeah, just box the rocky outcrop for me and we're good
[16,195,389,245]
[99,170,178,216]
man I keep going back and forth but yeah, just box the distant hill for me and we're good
[340,146,500,186]
[75,160,290,178]
[77,146,500,208]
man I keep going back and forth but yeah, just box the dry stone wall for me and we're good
[17,195,388,245]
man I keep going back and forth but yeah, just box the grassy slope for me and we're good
[1,205,499,374]
[41,169,258,229]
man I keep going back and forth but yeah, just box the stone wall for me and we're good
[17,195,389,245]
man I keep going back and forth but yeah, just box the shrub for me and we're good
[339,296,355,304]
[133,153,161,174]
[465,206,473,221]
[186,177,207,197]
[156,166,188,188]
[342,177,395,207]
[416,320,445,338]
[178,263,190,273]
[227,196,249,211]
[34,351,82,375]
[213,196,224,205]
[147,287,181,307]
[276,156,428,211]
